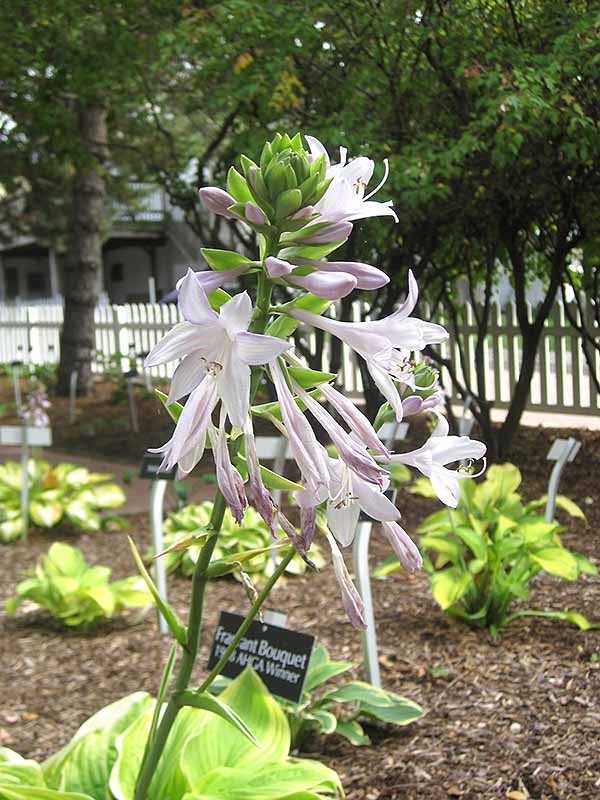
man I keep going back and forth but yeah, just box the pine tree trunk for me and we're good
[56,103,108,396]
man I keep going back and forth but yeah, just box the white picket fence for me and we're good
[0,298,599,415]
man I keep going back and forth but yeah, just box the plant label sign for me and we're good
[208,610,315,703]
[139,451,178,481]
[0,425,52,447]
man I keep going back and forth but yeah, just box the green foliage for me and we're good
[152,502,324,584]
[378,464,597,636]
[0,460,126,543]
[6,542,151,628]
[0,670,343,799]
[268,644,422,749]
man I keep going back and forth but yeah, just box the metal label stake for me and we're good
[140,452,178,634]
[11,360,23,415]
[352,419,409,688]
[545,437,581,523]
[69,369,78,423]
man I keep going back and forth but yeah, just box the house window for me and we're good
[4,267,18,299]
[27,271,47,294]
[111,262,124,282]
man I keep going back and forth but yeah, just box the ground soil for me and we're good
[0,391,599,798]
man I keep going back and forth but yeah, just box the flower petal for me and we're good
[178,268,219,325]
[219,291,252,337]
[300,259,389,290]
[381,521,422,572]
[167,352,206,404]
[235,331,291,365]
[218,351,250,428]
[144,321,203,367]
[264,256,293,278]
[429,464,461,507]
[188,266,249,296]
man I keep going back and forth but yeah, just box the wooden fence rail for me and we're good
[0,298,598,416]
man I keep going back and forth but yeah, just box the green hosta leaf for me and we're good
[530,547,579,580]
[287,366,336,389]
[181,669,290,786]
[303,646,352,693]
[430,568,472,610]
[372,554,402,578]
[359,694,423,726]
[184,759,342,799]
[527,495,586,521]
[178,691,261,749]
[574,553,598,575]
[0,788,96,799]
[0,516,24,544]
[89,484,126,510]
[279,240,347,262]
[506,609,600,631]
[29,500,63,529]
[0,760,45,788]
[452,526,487,561]
[251,389,321,423]
[408,477,438,499]
[389,464,411,487]
[309,710,337,735]
[519,519,557,545]
[420,535,462,561]
[43,693,153,799]
[334,719,370,746]
[64,502,101,532]
[201,248,252,272]
[45,542,87,578]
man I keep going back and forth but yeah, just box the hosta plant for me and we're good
[154,502,325,583]
[212,644,423,749]
[6,542,152,628]
[0,668,342,800]
[0,460,126,542]
[376,463,598,636]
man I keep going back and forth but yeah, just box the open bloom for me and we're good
[305,136,398,224]
[145,270,290,474]
[290,271,448,420]
[390,414,487,507]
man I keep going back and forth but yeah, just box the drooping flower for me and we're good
[305,136,398,224]
[325,457,399,547]
[289,271,448,420]
[208,410,247,524]
[327,531,367,629]
[145,270,290,473]
[270,359,330,497]
[381,521,423,572]
[390,414,487,507]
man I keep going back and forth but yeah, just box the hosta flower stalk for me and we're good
[133,132,486,799]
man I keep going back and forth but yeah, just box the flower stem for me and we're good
[133,492,226,800]
[196,546,295,694]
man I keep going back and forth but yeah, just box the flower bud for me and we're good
[198,187,237,218]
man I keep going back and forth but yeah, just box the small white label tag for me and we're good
[0,426,52,446]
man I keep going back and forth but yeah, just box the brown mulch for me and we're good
[0,424,600,798]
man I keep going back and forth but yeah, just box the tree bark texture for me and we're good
[57,103,108,396]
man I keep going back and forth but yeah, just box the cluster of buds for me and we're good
[148,133,486,629]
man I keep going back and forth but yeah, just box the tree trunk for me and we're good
[56,102,108,396]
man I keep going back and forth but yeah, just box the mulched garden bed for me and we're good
[1,423,599,799]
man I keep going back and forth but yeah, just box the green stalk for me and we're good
[196,547,295,695]
[134,492,226,800]
[135,259,281,799]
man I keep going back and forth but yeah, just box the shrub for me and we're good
[0,668,343,800]
[155,502,325,583]
[376,463,598,636]
[6,542,151,627]
[0,460,126,543]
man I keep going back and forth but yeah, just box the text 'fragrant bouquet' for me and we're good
[131,133,486,798]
